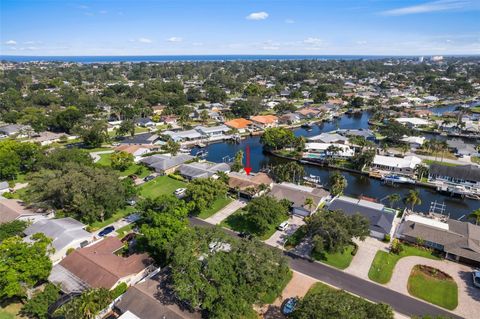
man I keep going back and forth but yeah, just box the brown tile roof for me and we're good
[296,108,321,116]
[225,118,252,129]
[60,237,153,289]
[114,144,156,154]
[0,199,36,224]
[250,115,278,124]
[270,183,329,213]
[228,172,273,191]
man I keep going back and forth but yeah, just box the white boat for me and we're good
[382,174,415,184]
[303,174,321,185]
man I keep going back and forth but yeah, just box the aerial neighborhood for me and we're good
[1,56,480,319]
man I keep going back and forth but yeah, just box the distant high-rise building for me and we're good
[418,56,424,63]
[431,55,444,62]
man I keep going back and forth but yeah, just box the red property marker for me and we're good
[244,145,252,175]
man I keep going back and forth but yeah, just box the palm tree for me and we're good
[405,190,422,211]
[387,193,401,209]
[304,197,315,212]
[468,209,480,225]
[400,143,410,156]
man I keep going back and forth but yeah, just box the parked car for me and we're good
[277,221,289,231]
[473,270,480,288]
[281,297,298,315]
[111,142,120,146]
[126,199,136,206]
[128,174,138,180]
[174,188,187,198]
[98,226,115,237]
[143,175,155,182]
[124,213,140,223]
[121,233,137,243]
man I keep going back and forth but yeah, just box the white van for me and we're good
[277,221,289,231]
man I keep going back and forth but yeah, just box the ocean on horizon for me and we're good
[0,54,403,63]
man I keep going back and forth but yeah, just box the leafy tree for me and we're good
[0,220,28,242]
[206,86,227,103]
[260,127,296,150]
[468,208,480,225]
[170,227,291,318]
[350,96,364,108]
[305,209,370,253]
[274,102,297,114]
[351,149,376,170]
[0,140,42,180]
[199,109,209,124]
[231,150,244,172]
[379,121,414,144]
[161,139,180,156]
[329,171,347,196]
[0,234,53,299]
[231,97,263,117]
[271,162,305,183]
[110,151,134,171]
[56,288,112,319]
[243,195,290,235]
[137,195,190,263]
[26,163,136,223]
[185,178,228,215]
[50,106,84,133]
[74,120,109,148]
[116,119,135,137]
[293,284,393,319]
[36,148,93,170]
[390,238,404,254]
[21,283,60,319]
[405,189,421,211]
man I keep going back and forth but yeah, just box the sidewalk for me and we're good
[204,199,246,225]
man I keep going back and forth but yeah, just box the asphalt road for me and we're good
[189,217,462,319]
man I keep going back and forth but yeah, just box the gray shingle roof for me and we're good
[140,154,194,171]
[270,183,329,213]
[429,164,480,183]
[179,162,230,179]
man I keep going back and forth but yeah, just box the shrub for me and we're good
[384,234,391,242]
[350,242,359,256]
[66,247,75,255]
[111,282,128,299]
[391,239,404,254]
[168,173,185,182]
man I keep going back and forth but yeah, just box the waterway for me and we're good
[194,111,480,220]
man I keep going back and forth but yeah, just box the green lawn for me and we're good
[0,302,23,319]
[471,106,480,113]
[368,244,441,284]
[221,209,286,240]
[197,196,233,219]
[96,153,151,178]
[408,265,458,310]
[423,159,460,167]
[312,245,355,269]
[116,224,135,238]
[89,206,136,230]
[139,176,186,198]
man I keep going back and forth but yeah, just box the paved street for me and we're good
[204,199,246,224]
[189,217,462,319]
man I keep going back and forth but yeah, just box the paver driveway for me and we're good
[204,199,246,225]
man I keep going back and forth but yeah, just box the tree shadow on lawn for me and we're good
[459,270,480,303]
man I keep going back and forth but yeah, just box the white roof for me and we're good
[395,118,430,126]
[373,155,422,169]
[118,311,141,319]
[405,214,449,231]
[400,136,426,145]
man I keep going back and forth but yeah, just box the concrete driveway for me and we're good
[264,215,305,248]
[387,256,480,319]
[204,199,246,225]
[345,237,389,280]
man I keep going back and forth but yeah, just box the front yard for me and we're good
[221,209,283,240]
[138,176,187,198]
[311,244,356,269]
[96,153,151,178]
[89,206,136,230]
[407,265,458,310]
[196,196,233,219]
[368,244,441,284]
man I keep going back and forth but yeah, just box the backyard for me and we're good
[368,244,441,284]
[407,265,458,310]
[96,153,151,178]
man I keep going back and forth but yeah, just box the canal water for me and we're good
[195,110,480,219]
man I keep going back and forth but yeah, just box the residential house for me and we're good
[446,139,478,157]
[151,105,166,115]
[114,145,158,162]
[250,115,278,129]
[178,162,230,180]
[162,129,203,143]
[304,143,355,160]
[398,213,480,266]
[0,124,33,138]
[120,133,161,145]
[371,155,422,177]
[227,172,273,198]
[49,237,153,293]
[224,118,253,133]
[23,217,94,262]
[428,164,480,190]
[136,117,156,128]
[395,117,431,128]
[0,199,50,224]
[308,133,349,144]
[278,113,301,125]
[270,182,330,217]
[296,108,322,119]
[28,131,76,146]
[140,154,194,174]
[195,125,230,139]
[400,136,426,149]
[160,115,178,126]
[327,195,396,239]
[0,181,9,194]
[336,129,376,142]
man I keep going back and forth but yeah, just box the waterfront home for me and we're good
[162,129,203,143]
[428,164,480,189]
[0,198,51,224]
[270,182,330,217]
[227,172,273,198]
[307,132,349,144]
[195,125,230,138]
[114,270,201,319]
[304,142,355,159]
[335,129,376,142]
[395,117,431,128]
[278,113,301,125]
[28,131,76,146]
[371,155,422,177]
[225,118,253,133]
[140,154,194,175]
[327,195,395,239]
[115,145,158,162]
[49,237,153,293]
[120,133,161,145]
[398,212,480,266]
[296,107,322,119]
[178,162,230,180]
[0,181,9,194]
[23,217,94,263]
[160,115,178,125]
[400,136,426,149]
[446,139,478,157]
[250,115,279,129]
[0,124,33,138]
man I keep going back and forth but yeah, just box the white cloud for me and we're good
[5,40,17,45]
[285,18,295,24]
[168,37,183,43]
[303,37,323,46]
[382,0,472,16]
[246,11,269,20]
[138,38,152,43]
[192,42,204,46]
[356,40,368,45]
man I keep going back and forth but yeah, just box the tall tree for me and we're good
[243,195,290,236]
[56,288,112,319]
[468,209,480,225]
[405,189,422,211]
[231,150,244,172]
[110,151,134,171]
[329,171,347,196]
[387,193,401,209]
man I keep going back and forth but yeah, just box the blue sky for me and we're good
[1,0,479,56]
